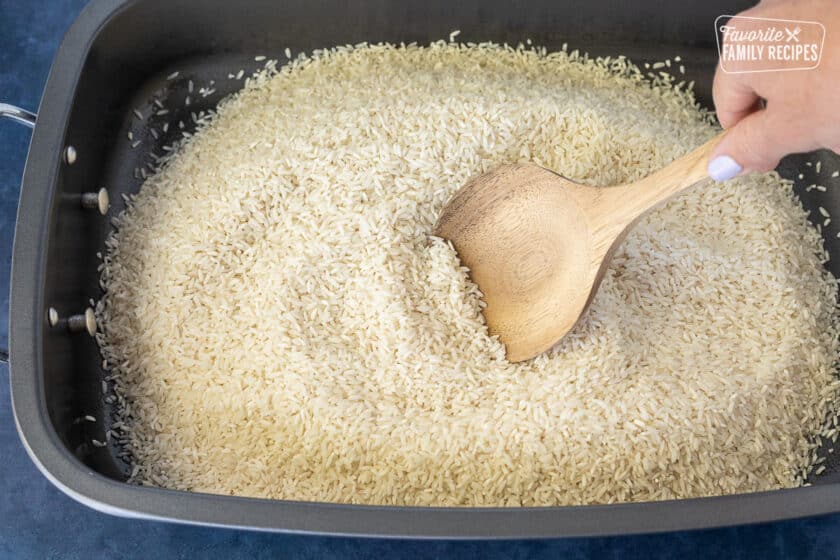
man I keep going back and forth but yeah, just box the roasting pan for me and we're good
[6,0,840,538]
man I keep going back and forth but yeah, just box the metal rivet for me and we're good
[81,188,110,215]
[67,308,96,336]
[47,307,59,327]
[64,145,77,165]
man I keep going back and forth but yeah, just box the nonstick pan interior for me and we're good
[36,0,840,495]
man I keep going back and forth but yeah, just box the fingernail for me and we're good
[708,155,743,182]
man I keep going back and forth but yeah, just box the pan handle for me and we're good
[0,103,37,128]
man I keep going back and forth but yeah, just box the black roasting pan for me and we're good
[7,0,840,538]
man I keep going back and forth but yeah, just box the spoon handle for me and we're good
[605,131,728,226]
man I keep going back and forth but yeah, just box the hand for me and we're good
[708,0,840,181]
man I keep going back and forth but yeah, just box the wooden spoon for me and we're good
[433,131,725,362]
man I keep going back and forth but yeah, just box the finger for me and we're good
[712,65,762,129]
[708,108,819,180]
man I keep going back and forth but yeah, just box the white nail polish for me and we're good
[708,156,743,182]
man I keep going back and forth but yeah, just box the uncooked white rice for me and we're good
[98,40,840,506]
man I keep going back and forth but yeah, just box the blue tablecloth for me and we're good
[2,1,839,557]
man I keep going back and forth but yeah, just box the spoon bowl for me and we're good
[434,164,599,361]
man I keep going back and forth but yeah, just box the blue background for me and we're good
[2,1,840,558]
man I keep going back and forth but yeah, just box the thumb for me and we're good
[708,108,813,181]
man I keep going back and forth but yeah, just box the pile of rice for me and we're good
[97,40,840,506]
